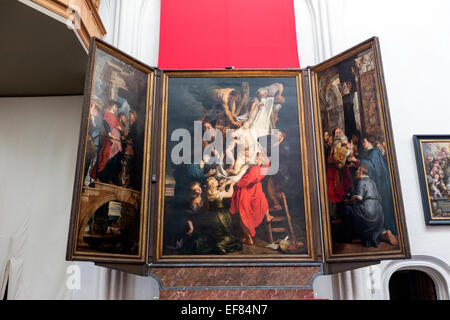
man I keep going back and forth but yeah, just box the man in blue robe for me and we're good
[359,137,398,235]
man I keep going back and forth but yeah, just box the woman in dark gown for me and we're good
[182,181,210,253]
[205,177,242,254]
[183,179,242,254]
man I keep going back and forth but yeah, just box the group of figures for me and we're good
[324,127,399,248]
[423,144,450,217]
[316,47,404,251]
[166,81,304,255]
[69,38,411,263]
[77,47,149,255]
[80,98,143,253]
[85,99,141,190]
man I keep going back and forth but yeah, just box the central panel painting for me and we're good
[155,71,315,262]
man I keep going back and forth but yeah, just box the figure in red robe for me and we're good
[326,128,353,218]
[230,154,273,245]
[90,101,122,184]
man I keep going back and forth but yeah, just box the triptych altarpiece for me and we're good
[66,37,410,276]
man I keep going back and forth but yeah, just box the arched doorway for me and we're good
[389,270,437,300]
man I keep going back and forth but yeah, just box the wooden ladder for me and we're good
[265,192,296,243]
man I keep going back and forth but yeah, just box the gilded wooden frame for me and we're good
[66,38,155,263]
[310,37,410,262]
[413,134,450,225]
[150,70,319,264]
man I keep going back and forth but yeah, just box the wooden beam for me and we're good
[29,0,106,49]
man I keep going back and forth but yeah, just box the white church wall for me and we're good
[0,94,160,300]
[0,96,83,299]
[296,0,450,299]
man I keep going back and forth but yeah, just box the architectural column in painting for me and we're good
[100,61,129,105]
[353,52,379,139]
[337,60,358,138]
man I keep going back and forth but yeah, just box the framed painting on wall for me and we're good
[413,135,450,225]
[66,38,155,263]
[310,38,410,262]
[149,70,320,264]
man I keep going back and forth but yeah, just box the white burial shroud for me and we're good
[214,97,280,182]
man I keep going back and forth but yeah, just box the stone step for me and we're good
[83,188,100,196]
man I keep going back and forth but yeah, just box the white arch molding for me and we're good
[381,255,450,300]
[294,0,334,66]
